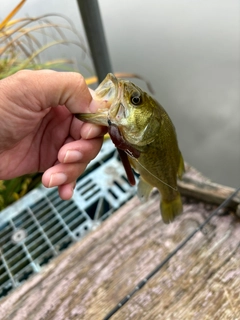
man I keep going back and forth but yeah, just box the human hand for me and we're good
[0,70,106,200]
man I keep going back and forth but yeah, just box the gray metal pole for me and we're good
[77,0,113,83]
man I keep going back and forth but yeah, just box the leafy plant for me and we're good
[0,7,92,78]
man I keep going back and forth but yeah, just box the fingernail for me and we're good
[64,150,82,163]
[49,173,67,187]
[85,124,103,139]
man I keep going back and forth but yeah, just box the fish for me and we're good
[77,73,185,223]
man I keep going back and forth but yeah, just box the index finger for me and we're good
[3,70,94,114]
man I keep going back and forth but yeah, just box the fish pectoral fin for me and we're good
[137,178,153,202]
[177,152,185,179]
[160,193,183,224]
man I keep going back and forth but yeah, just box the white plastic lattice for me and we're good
[0,139,138,299]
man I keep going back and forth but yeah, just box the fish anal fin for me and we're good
[137,178,153,202]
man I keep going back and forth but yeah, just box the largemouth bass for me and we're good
[77,73,185,223]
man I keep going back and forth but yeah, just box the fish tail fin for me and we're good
[160,193,183,224]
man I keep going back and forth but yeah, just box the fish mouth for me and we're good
[108,81,128,123]
[115,103,126,120]
[77,73,127,126]
[94,73,124,124]
[95,73,119,102]
[94,74,129,123]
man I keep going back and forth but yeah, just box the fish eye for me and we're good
[130,92,142,106]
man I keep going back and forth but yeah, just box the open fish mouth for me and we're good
[107,80,129,123]
[77,73,120,126]
[108,101,127,123]
[94,73,119,102]
[116,103,126,120]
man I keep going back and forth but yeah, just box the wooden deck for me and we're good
[0,165,240,320]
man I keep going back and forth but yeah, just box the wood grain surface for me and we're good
[0,166,240,320]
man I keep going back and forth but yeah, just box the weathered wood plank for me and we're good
[111,202,240,319]
[178,163,240,212]
[0,168,240,320]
